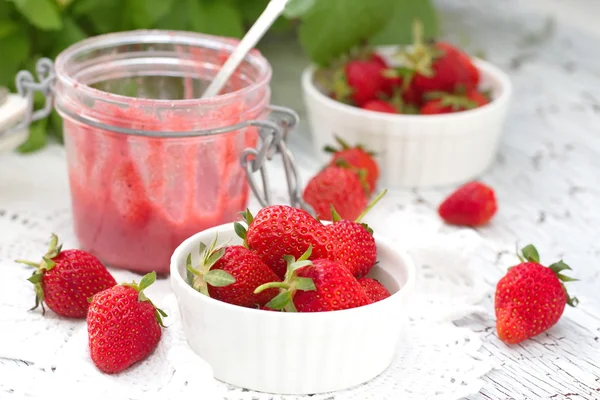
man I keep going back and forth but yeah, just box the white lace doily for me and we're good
[0,145,494,400]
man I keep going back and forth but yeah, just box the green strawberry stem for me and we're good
[15,233,64,315]
[186,234,236,297]
[515,244,579,308]
[323,135,376,157]
[233,209,254,248]
[254,246,316,312]
[355,189,388,222]
[122,271,168,328]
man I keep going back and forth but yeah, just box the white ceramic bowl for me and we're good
[170,222,416,395]
[0,93,28,154]
[301,51,513,189]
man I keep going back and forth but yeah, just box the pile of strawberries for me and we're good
[186,196,391,313]
[325,22,490,115]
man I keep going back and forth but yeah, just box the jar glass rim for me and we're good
[54,29,273,108]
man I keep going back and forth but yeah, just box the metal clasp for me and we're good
[0,58,55,139]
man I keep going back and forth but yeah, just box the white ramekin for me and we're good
[301,53,513,189]
[0,94,28,154]
[170,222,416,395]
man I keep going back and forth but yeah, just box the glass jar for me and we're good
[7,30,304,274]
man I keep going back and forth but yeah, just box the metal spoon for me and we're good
[200,0,290,99]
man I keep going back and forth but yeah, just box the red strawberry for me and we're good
[361,99,398,114]
[255,247,370,312]
[420,90,489,115]
[333,55,388,107]
[438,181,497,226]
[303,165,369,221]
[495,245,578,344]
[326,190,387,277]
[16,234,116,318]
[324,136,379,194]
[186,237,280,308]
[236,206,333,279]
[393,21,479,96]
[87,272,166,373]
[358,278,391,303]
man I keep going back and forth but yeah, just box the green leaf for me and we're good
[265,291,291,310]
[234,222,247,240]
[294,277,316,291]
[71,0,104,16]
[129,0,176,29]
[557,274,578,283]
[370,0,438,46]
[0,26,30,89]
[204,269,236,287]
[9,0,63,31]
[155,2,190,30]
[85,0,121,33]
[138,271,157,291]
[27,272,43,284]
[290,260,312,272]
[205,247,226,269]
[549,261,571,274]
[298,0,393,66]
[17,118,47,153]
[189,0,244,38]
[298,245,313,261]
[49,17,87,58]
[0,21,19,39]
[521,244,540,263]
[284,0,316,18]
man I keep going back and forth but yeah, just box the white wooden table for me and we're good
[0,1,598,399]
[262,0,600,398]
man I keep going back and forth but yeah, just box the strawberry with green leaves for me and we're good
[16,234,116,318]
[420,90,489,115]
[326,190,387,277]
[186,235,280,308]
[495,245,578,344]
[235,206,332,279]
[87,272,166,374]
[255,247,370,312]
[324,136,379,194]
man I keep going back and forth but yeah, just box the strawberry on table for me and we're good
[186,236,280,308]
[438,181,497,226]
[255,247,370,312]
[303,164,369,221]
[87,271,166,374]
[15,233,116,318]
[326,190,387,277]
[236,206,332,279]
[358,278,391,303]
[495,245,578,344]
[324,136,380,194]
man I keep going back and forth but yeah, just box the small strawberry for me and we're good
[393,21,479,96]
[87,272,167,373]
[255,247,370,312]
[303,164,369,221]
[332,54,389,107]
[358,278,391,303]
[438,181,497,226]
[235,206,333,279]
[16,234,116,318]
[186,236,280,308]
[324,136,379,194]
[495,245,578,344]
[361,99,398,114]
[420,90,489,115]
[326,190,387,277]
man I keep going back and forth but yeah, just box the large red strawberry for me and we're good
[255,247,370,312]
[438,181,497,226]
[303,165,369,221]
[326,190,387,277]
[87,272,166,373]
[420,90,489,115]
[324,136,379,194]
[495,245,578,344]
[186,237,280,307]
[393,21,479,96]
[16,234,116,318]
[236,206,332,279]
[332,57,387,107]
[358,278,391,303]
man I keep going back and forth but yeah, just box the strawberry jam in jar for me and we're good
[52,30,292,274]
